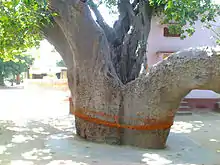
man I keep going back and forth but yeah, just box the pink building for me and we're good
[147,16,220,111]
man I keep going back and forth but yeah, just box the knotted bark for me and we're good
[46,0,220,149]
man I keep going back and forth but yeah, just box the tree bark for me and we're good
[27,68,30,79]
[89,0,152,84]
[0,71,4,86]
[47,0,220,149]
[48,0,123,144]
[16,74,20,85]
[121,47,220,148]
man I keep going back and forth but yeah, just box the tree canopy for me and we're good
[0,0,219,62]
[5,55,34,74]
[90,0,220,37]
[0,0,50,60]
[0,54,34,85]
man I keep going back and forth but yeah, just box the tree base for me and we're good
[75,117,170,149]
[121,129,170,149]
[75,117,121,145]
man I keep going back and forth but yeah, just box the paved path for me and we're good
[0,87,220,165]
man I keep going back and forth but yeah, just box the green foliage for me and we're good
[0,0,50,60]
[56,59,66,67]
[102,0,220,39]
[88,0,117,14]
[151,0,220,39]
[0,54,34,82]
[101,0,117,14]
[0,0,219,63]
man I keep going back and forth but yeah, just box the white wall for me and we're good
[147,17,219,66]
[147,17,220,98]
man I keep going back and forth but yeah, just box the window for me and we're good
[163,27,180,37]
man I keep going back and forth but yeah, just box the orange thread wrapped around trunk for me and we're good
[70,104,174,130]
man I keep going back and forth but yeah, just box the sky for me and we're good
[96,0,220,26]
[92,4,117,27]
[29,40,62,68]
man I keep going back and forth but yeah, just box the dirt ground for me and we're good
[0,87,220,165]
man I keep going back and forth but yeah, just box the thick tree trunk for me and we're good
[0,71,4,86]
[16,74,20,85]
[121,47,220,148]
[47,0,220,149]
[48,0,123,144]
[27,68,30,79]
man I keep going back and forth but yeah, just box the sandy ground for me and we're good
[0,87,220,165]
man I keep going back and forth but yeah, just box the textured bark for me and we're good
[16,74,20,85]
[88,1,116,44]
[0,72,4,86]
[48,0,123,144]
[89,0,152,84]
[122,47,220,148]
[47,0,220,149]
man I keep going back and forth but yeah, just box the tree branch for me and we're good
[132,0,139,8]
[140,1,153,42]
[113,0,152,83]
[113,0,134,44]
[88,0,117,44]
[121,47,220,147]
[42,21,73,69]
[128,41,146,80]
[49,0,121,82]
[116,27,140,83]
[124,47,220,121]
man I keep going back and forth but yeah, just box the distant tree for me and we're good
[0,55,34,86]
[56,60,66,67]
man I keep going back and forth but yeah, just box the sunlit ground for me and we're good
[0,86,220,165]
[0,85,69,120]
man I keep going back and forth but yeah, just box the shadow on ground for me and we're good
[0,113,220,165]
[0,87,220,165]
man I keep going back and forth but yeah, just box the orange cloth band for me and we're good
[70,106,174,131]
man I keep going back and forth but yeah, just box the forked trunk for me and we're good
[47,0,220,149]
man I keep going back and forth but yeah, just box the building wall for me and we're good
[147,17,218,67]
[147,17,220,100]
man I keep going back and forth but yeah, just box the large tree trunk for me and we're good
[0,63,5,86]
[88,0,152,83]
[48,0,123,145]
[47,0,220,149]
[16,74,20,85]
[0,71,4,86]
[122,48,220,148]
